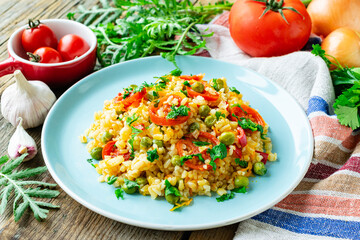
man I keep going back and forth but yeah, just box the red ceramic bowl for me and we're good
[0,19,97,89]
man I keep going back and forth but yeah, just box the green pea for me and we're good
[153,139,164,148]
[165,194,180,205]
[90,147,103,160]
[199,105,210,118]
[191,82,204,93]
[234,176,249,188]
[215,78,225,91]
[253,162,267,176]
[135,177,148,186]
[219,132,235,146]
[140,137,152,148]
[101,131,113,143]
[189,122,200,132]
[130,84,138,89]
[122,184,137,194]
[171,155,181,166]
[204,115,216,128]
[147,90,159,101]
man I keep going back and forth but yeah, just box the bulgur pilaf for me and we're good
[81,71,277,210]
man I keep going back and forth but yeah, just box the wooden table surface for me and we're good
[0,0,239,239]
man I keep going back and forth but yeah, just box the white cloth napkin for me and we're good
[196,23,336,239]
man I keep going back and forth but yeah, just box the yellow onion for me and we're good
[307,0,360,37]
[321,27,360,68]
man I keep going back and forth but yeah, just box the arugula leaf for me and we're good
[0,153,60,222]
[115,188,124,200]
[180,153,205,165]
[215,111,225,121]
[107,175,118,185]
[126,115,139,125]
[147,149,159,162]
[124,178,139,190]
[235,158,248,168]
[164,179,181,197]
[87,159,96,168]
[206,143,227,171]
[183,81,191,87]
[193,141,211,147]
[229,87,240,94]
[166,105,190,119]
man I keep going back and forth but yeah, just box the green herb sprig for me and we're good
[0,154,60,222]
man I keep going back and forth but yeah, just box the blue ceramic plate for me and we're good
[42,56,313,230]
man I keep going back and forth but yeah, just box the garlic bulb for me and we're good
[1,70,56,129]
[8,117,37,161]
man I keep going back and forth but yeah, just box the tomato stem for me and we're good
[253,0,305,24]
[26,52,41,62]
[27,19,41,29]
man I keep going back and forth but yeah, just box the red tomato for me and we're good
[176,139,213,171]
[179,75,203,81]
[256,150,269,164]
[28,47,62,63]
[230,104,265,127]
[102,140,131,160]
[198,131,219,146]
[229,0,311,57]
[114,87,147,109]
[186,81,219,102]
[57,34,90,61]
[21,20,58,53]
[236,127,247,148]
[149,95,190,126]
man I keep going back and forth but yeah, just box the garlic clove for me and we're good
[8,117,38,161]
[1,70,56,129]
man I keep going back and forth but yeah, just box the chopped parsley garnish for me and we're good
[232,113,264,135]
[147,149,159,162]
[183,81,191,87]
[180,89,188,97]
[215,111,225,121]
[107,175,118,185]
[211,78,219,91]
[231,103,247,114]
[165,179,181,197]
[124,178,140,190]
[180,153,205,165]
[167,105,190,119]
[126,114,139,125]
[235,158,248,168]
[206,143,227,171]
[229,87,240,94]
[87,159,96,168]
[216,187,247,202]
[129,126,143,159]
[170,69,182,76]
[115,188,124,200]
[193,141,211,147]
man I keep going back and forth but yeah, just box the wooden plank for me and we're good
[188,224,238,240]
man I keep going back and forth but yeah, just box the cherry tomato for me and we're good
[230,104,265,127]
[176,139,212,170]
[28,47,62,63]
[57,34,90,61]
[198,131,219,146]
[179,75,203,81]
[114,87,147,109]
[186,81,219,102]
[236,127,247,148]
[21,20,58,53]
[149,95,190,126]
[229,0,311,57]
[256,150,269,164]
[102,140,131,160]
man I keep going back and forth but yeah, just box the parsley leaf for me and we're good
[115,188,124,200]
[166,105,190,119]
[231,104,247,114]
[164,179,181,197]
[124,178,139,190]
[215,111,225,121]
[334,105,360,130]
[232,186,247,193]
[235,158,248,168]
[311,44,333,69]
[180,153,205,165]
[170,69,182,76]
[216,186,247,202]
[107,175,118,185]
[206,143,227,171]
[129,126,143,159]
[87,159,96,168]
[193,141,211,147]
[126,115,139,125]
[229,87,240,94]
[147,149,159,162]
[180,89,188,97]
[183,81,191,87]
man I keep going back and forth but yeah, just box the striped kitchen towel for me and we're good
[198,12,360,239]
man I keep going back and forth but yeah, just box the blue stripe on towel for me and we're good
[307,96,329,115]
[253,209,360,239]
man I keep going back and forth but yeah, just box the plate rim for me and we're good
[41,55,314,231]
